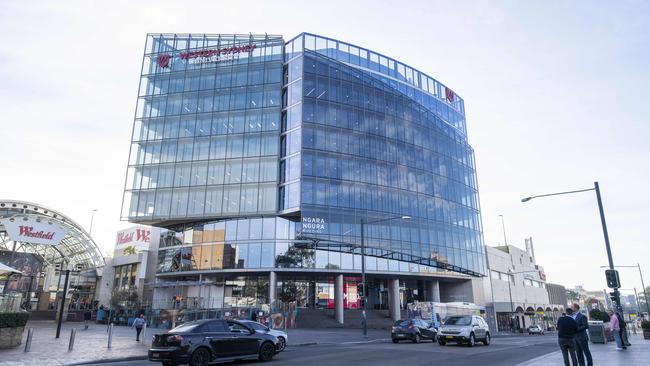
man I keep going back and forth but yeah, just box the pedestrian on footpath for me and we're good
[571,304,592,366]
[84,308,92,330]
[133,314,146,342]
[557,308,579,366]
[617,311,631,348]
[608,310,624,350]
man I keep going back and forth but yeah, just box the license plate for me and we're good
[446,336,454,339]
[152,353,159,358]
[396,334,405,337]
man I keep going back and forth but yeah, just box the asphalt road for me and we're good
[85,335,558,366]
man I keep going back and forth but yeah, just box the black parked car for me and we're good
[391,319,437,343]
[148,319,279,366]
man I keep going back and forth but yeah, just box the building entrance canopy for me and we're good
[0,200,105,271]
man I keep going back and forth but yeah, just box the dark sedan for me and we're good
[391,319,437,343]
[148,319,279,366]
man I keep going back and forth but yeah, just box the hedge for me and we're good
[0,312,30,328]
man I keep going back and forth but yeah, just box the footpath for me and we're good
[517,333,650,366]
[0,321,390,365]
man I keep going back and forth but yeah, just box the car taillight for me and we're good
[166,334,183,344]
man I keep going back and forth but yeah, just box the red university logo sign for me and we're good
[445,87,455,103]
[156,54,171,68]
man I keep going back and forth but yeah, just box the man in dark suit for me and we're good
[557,308,579,366]
[572,304,592,366]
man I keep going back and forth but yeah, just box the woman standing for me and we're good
[608,310,624,350]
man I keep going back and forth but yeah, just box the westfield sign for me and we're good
[156,44,257,69]
[116,228,151,245]
[19,225,56,240]
[0,217,67,246]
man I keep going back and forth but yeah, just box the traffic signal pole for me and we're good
[594,182,621,310]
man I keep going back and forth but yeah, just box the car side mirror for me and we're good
[249,328,255,335]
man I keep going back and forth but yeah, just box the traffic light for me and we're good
[605,269,620,289]
[609,290,620,308]
[357,283,364,297]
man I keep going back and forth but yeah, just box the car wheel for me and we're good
[438,340,446,346]
[189,347,210,366]
[467,333,475,347]
[258,341,276,362]
[483,333,490,346]
[162,362,177,366]
[412,333,420,343]
[277,336,287,352]
[392,339,399,343]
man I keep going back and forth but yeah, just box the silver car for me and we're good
[437,315,490,347]
[239,320,289,352]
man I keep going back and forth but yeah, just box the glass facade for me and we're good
[123,34,283,223]
[123,33,485,279]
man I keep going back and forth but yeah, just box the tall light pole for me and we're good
[360,215,411,338]
[506,269,538,332]
[499,214,508,245]
[88,209,98,235]
[522,181,620,308]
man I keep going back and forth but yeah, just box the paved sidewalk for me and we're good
[0,321,150,366]
[517,333,650,365]
[0,323,391,365]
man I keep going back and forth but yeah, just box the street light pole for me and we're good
[360,218,366,338]
[522,181,620,309]
[88,209,98,235]
[499,215,508,245]
[638,264,650,316]
[507,269,514,331]
[359,215,410,338]
[56,262,71,339]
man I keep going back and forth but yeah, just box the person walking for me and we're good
[608,309,624,350]
[84,308,92,330]
[132,314,146,342]
[557,308,579,366]
[571,304,592,366]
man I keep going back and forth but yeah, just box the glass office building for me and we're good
[122,33,485,317]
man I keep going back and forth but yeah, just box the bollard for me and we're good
[24,328,34,352]
[107,323,113,349]
[142,323,147,346]
[68,328,76,351]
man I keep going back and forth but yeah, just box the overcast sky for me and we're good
[1,0,648,293]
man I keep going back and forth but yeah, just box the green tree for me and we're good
[566,290,580,303]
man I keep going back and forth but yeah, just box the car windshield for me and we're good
[444,316,472,326]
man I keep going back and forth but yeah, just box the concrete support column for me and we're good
[388,279,401,321]
[427,280,441,302]
[334,275,344,324]
[269,271,277,309]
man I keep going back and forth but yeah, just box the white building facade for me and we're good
[484,241,564,332]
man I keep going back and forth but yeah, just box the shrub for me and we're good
[0,312,30,328]
[641,320,650,330]
[589,309,610,322]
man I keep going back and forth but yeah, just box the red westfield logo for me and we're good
[156,53,171,68]
[19,225,55,240]
[116,229,151,244]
